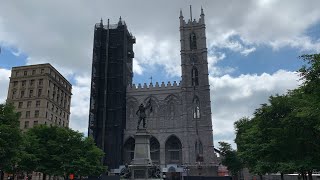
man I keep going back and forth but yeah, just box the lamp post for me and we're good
[197,162,202,176]
[183,166,190,180]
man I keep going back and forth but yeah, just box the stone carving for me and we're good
[148,164,161,178]
[120,164,131,179]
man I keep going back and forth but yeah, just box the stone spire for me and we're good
[118,16,122,25]
[200,7,205,24]
[179,8,184,26]
[100,18,103,28]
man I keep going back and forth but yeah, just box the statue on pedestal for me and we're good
[136,99,152,129]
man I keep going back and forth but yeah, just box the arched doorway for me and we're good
[165,135,182,180]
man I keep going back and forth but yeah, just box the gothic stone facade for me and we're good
[123,8,217,176]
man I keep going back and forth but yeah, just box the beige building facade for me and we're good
[6,63,72,130]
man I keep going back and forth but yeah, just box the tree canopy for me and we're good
[21,125,106,177]
[234,54,320,179]
[0,102,105,178]
[0,103,22,172]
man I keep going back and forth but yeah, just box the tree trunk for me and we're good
[308,171,313,180]
[42,173,46,180]
[281,173,284,180]
[259,174,263,180]
[302,172,307,180]
[0,170,3,180]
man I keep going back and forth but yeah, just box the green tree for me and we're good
[218,142,243,180]
[0,103,22,175]
[23,125,105,178]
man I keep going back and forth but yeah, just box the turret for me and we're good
[100,18,104,28]
[179,9,184,27]
[200,7,205,24]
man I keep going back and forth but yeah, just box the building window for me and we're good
[39,79,43,85]
[193,97,200,119]
[52,105,54,111]
[63,112,65,118]
[195,140,204,162]
[29,90,33,98]
[13,81,18,86]
[191,67,199,86]
[190,32,197,50]
[63,121,65,127]
[47,102,49,108]
[48,90,50,98]
[24,121,29,128]
[123,137,135,164]
[36,100,40,107]
[32,70,36,75]
[24,71,27,76]
[41,69,44,74]
[30,79,34,86]
[50,114,53,121]
[38,89,42,97]
[34,121,38,126]
[56,107,58,113]
[12,90,17,99]
[34,110,39,118]
[150,137,160,164]
[18,102,23,108]
[49,80,51,87]
[26,111,30,118]
[27,101,31,108]
[22,80,26,87]
[15,71,19,76]
[165,136,182,164]
[20,90,25,98]
[46,112,48,118]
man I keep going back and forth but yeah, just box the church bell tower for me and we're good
[180,6,216,165]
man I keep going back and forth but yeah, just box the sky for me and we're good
[0,0,320,148]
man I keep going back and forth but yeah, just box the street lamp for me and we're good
[183,166,190,180]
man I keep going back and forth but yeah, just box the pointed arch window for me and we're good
[190,32,197,50]
[165,136,182,164]
[195,140,204,162]
[123,137,135,164]
[150,137,160,164]
[168,101,175,117]
[193,97,200,119]
[191,67,199,86]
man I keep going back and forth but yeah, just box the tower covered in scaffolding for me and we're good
[88,18,135,169]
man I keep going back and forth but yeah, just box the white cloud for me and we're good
[0,68,11,103]
[69,75,91,134]
[134,34,180,77]
[210,70,301,148]
[0,0,319,79]
[0,0,319,148]
[241,47,256,56]
[133,60,143,75]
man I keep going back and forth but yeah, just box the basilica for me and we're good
[88,7,217,178]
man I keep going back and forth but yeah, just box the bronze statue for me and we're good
[136,99,152,129]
